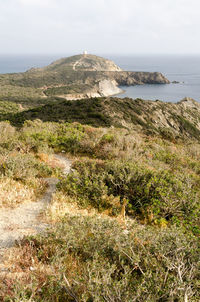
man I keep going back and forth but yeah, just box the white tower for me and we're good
[83,50,88,55]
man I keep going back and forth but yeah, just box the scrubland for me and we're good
[0,118,199,301]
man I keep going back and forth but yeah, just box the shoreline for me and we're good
[116,84,200,103]
[110,87,126,98]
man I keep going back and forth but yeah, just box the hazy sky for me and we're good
[0,0,200,55]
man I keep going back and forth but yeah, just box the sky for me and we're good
[0,0,200,55]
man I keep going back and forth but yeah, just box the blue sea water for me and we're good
[110,55,200,103]
[0,55,59,74]
[0,54,200,103]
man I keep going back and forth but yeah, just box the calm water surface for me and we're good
[110,55,200,102]
[0,54,200,103]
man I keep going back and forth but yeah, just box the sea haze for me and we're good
[0,55,61,74]
[0,54,200,103]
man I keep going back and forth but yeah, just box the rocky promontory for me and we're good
[0,54,170,100]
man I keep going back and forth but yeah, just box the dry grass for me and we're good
[46,191,97,223]
[0,178,36,208]
[46,191,130,234]
[37,153,65,170]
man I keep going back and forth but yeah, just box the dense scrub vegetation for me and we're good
[59,159,200,233]
[44,84,94,96]
[1,216,199,301]
[0,113,199,300]
[1,97,200,145]
[0,121,59,208]
[2,98,112,127]
[0,100,20,114]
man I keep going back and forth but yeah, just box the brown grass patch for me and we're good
[0,178,36,208]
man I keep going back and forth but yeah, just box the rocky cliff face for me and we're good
[113,71,170,85]
[63,79,123,100]
[100,96,200,140]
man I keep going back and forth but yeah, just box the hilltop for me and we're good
[0,54,169,102]
[32,54,123,72]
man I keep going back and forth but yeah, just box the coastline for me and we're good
[111,87,126,97]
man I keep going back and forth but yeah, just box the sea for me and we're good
[0,54,200,103]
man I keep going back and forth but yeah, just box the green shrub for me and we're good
[58,160,111,211]
[100,133,115,144]
[0,153,54,180]
[59,159,200,232]
[159,127,176,141]
[0,121,16,144]
[3,215,199,301]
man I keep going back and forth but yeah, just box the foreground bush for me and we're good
[59,159,200,233]
[0,119,199,302]
[1,215,199,301]
[0,153,54,180]
[0,148,58,207]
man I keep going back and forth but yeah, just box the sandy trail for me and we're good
[72,56,85,71]
[0,154,71,266]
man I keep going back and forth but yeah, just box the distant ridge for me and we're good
[42,54,123,72]
[6,96,200,142]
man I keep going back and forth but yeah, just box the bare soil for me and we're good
[0,154,71,270]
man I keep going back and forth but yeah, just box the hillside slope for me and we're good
[5,96,200,141]
[35,54,123,72]
[0,111,199,300]
[0,97,199,300]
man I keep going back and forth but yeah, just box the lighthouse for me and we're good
[83,50,88,55]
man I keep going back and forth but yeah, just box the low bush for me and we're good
[59,159,200,233]
[1,215,199,301]
[0,153,54,180]
[0,121,17,149]
[20,120,85,154]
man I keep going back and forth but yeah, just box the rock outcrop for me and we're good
[108,71,170,86]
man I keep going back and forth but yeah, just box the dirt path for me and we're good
[72,56,84,71]
[0,154,71,267]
